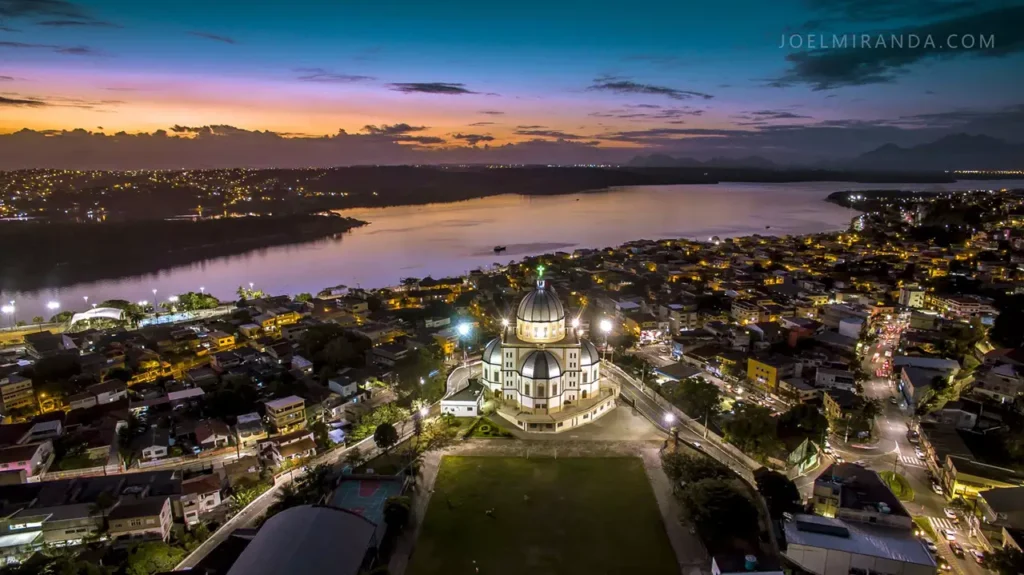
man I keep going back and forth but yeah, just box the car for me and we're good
[943,508,957,519]
[853,460,867,467]
[890,396,898,404]
[692,441,702,449]
[949,542,965,558]
[942,528,957,541]
[936,559,952,571]
[970,549,985,564]
[923,540,938,554]
[915,449,926,459]
[833,454,844,463]
[932,482,944,495]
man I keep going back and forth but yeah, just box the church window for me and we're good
[552,384,557,394]
[582,372,588,383]
[524,384,530,395]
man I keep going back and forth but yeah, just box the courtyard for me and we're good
[406,455,679,575]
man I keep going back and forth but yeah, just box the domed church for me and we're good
[482,278,617,433]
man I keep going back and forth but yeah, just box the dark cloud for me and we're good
[0,25,19,31]
[394,135,445,145]
[187,31,236,44]
[451,133,495,146]
[516,125,545,129]
[0,40,98,55]
[361,123,426,136]
[775,5,1024,90]
[589,106,705,122]
[0,75,13,81]
[732,110,814,124]
[514,129,585,140]
[801,0,977,27]
[0,95,46,107]
[587,78,713,100]
[388,82,477,95]
[478,110,504,115]
[468,121,496,126]
[293,67,374,83]
[0,0,90,19]
[37,19,118,27]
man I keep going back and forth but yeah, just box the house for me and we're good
[235,413,267,447]
[441,379,484,417]
[943,455,1024,500]
[180,474,223,526]
[368,342,415,367]
[23,331,76,358]
[134,427,171,461]
[0,374,35,412]
[812,463,913,531]
[973,362,1024,404]
[195,419,231,450]
[259,431,316,466]
[0,440,53,481]
[291,355,314,375]
[747,355,795,393]
[782,514,935,575]
[107,496,173,543]
[779,378,821,403]
[823,389,861,423]
[207,330,236,350]
[932,400,981,430]
[652,362,702,385]
[86,379,128,405]
[328,375,360,398]
[265,396,306,433]
[898,367,947,408]
[225,505,380,575]
[815,368,857,392]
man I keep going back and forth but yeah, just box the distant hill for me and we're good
[847,134,1024,171]
[628,154,778,169]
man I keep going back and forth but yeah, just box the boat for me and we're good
[493,246,506,253]
[765,225,771,229]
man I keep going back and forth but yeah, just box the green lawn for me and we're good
[407,456,678,575]
[878,471,914,501]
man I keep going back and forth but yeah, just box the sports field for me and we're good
[407,456,678,575]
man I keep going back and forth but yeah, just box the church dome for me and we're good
[579,339,600,367]
[516,280,565,323]
[519,350,562,380]
[482,337,502,365]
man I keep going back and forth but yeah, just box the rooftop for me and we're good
[446,379,484,403]
[265,395,304,410]
[815,463,909,517]
[783,514,934,567]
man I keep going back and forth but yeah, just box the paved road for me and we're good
[835,317,991,575]
[605,362,756,480]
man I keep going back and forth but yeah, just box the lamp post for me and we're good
[664,413,678,448]
[457,322,471,367]
[0,303,14,327]
[599,319,612,362]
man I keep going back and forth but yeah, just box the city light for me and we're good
[168,295,179,303]
[419,407,429,417]
[457,323,471,337]
[199,286,205,294]
[0,305,13,314]
[419,377,425,385]
[599,319,612,333]
[138,300,148,306]
[664,413,676,425]
[571,317,580,328]
[46,301,60,310]
[501,318,509,327]
[83,296,89,304]
[152,289,157,297]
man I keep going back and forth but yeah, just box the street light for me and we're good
[456,323,472,366]
[571,317,580,329]
[419,407,429,417]
[664,413,676,425]
[168,295,179,303]
[46,301,60,311]
[199,286,205,294]
[500,318,509,328]
[599,319,612,361]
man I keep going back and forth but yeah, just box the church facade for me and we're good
[481,279,617,433]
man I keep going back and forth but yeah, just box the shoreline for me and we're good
[0,214,367,293]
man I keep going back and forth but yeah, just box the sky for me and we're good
[1,0,1023,167]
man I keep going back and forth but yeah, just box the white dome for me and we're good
[579,339,600,367]
[482,337,502,365]
[516,280,564,323]
[519,350,562,380]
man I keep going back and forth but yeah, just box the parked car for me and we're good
[942,528,957,541]
[889,396,898,404]
[943,508,957,519]
[924,540,938,554]
[932,482,944,495]
[937,558,952,571]
[853,460,867,467]
[949,542,965,558]
[915,448,926,459]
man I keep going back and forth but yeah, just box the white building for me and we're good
[783,514,935,575]
[441,380,484,417]
[898,286,925,309]
[481,279,616,433]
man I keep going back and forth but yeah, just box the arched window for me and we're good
[582,372,588,383]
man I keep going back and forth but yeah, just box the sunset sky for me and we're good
[1,0,1023,166]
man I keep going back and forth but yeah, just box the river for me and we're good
[4,180,1022,321]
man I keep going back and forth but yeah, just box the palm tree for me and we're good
[89,491,118,533]
[298,464,335,504]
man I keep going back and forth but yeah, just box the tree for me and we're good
[383,495,412,533]
[662,452,731,486]
[310,420,332,450]
[754,468,802,519]
[374,423,400,454]
[50,310,73,323]
[992,295,1024,348]
[777,404,828,444]
[680,478,759,544]
[295,292,313,303]
[351,404,411,441]
[231,481,271,512]
[89,491,117,531]
[664,377,722,423]
[982,545,1024,575]
[0,552,111,575]
[31,316,44,324]
[125,541,186,575]
[722,403,781,460]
